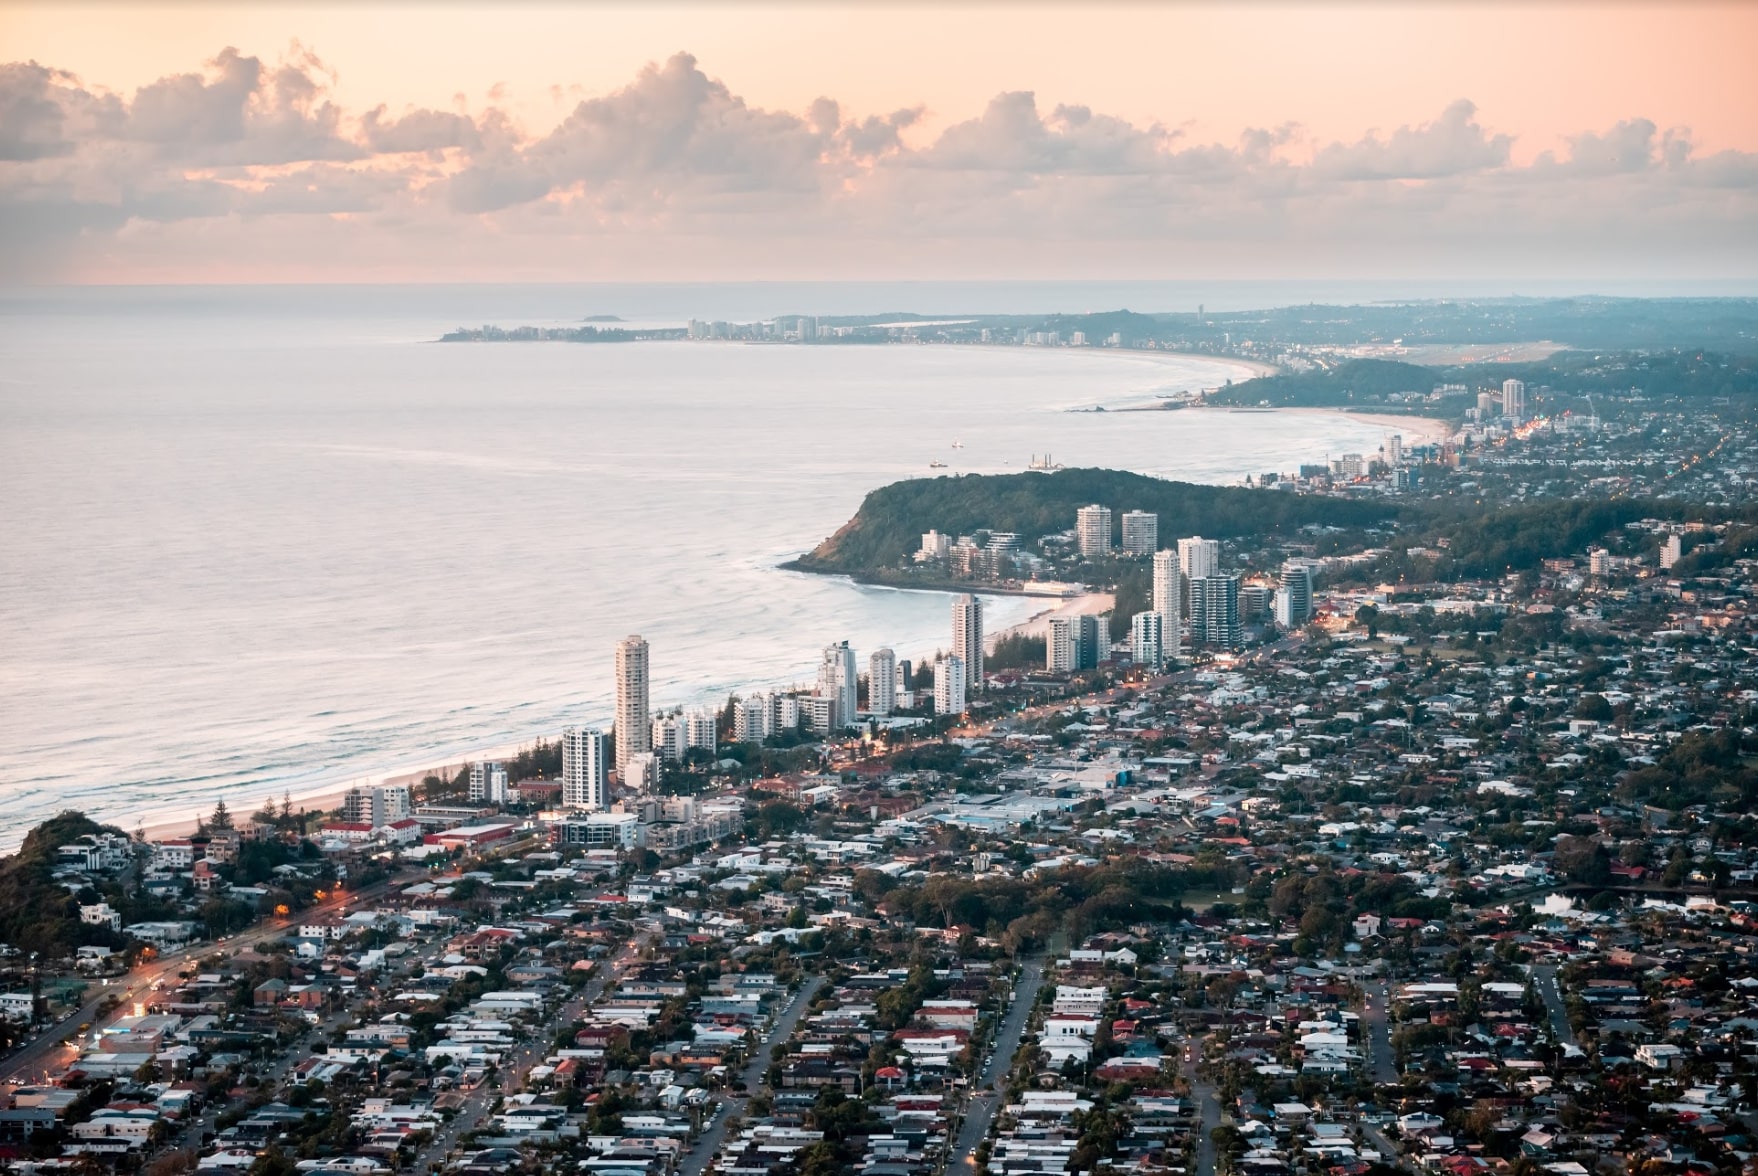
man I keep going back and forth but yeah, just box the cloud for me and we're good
[1310,99,1512,180]
[1,47,1755,281]
[361,105,482,154]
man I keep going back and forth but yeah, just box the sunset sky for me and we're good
[3,1,1755,283]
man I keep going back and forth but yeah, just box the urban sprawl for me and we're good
[5,353,1758,1176]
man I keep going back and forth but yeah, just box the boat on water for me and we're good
[929,460,948,468]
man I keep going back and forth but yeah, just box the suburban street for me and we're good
[1528,964,1580,1050]
[949,955,1047,1164]
[1362,980,1399,1084]
[1182,1034,1221,1176]
[675,973,826,1176]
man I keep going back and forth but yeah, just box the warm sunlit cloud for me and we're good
[2,13,1755,283]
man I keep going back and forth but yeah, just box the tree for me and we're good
[208,799,234,831]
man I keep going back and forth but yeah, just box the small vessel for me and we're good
[951,440,964,449]
[929,460,948,468]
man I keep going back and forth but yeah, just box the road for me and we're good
[1361,981,1398,1084]
[948,956,1046,1165]
[414,933,652,1170]
[676,974,825,1176]
[1527,965,1579,1050]
[1182,1034,1221,1176]
[0,873,409,1086]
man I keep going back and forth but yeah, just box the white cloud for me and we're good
[2,48,1755,280]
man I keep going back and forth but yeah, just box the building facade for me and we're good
[1152,549,1183,659]
[1076,505,1113,557]
[1275,563,1315,629]
[934,655,967,715]
[614,635,651,774]
[868,647,896,716]
[951,595,983,692]
[1130,610,1163,669]
[561,726,609,811]
[1120,510,1158,556]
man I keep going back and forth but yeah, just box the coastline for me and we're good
[987,592,1115,647]
[6,344,1389,854]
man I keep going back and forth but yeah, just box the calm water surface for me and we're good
[0,286,1425,846]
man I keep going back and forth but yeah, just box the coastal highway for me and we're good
[0,873,410,1086]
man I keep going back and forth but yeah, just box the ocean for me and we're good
[0,283,1429,848]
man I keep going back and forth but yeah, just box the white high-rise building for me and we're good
[1275,563,1315,629]
[1152,550,1183,659]
[683,707,717,753]
[468,761,508,805]
[1178,536,1219,581]
[818,641,858,728]
[734,695,771,744]
[869,648,897,716]
[342,784,411,828]
[1385,434,1404,466]
[624,752,660,790]
[614,635,651,774]
[1076,505,1113,557]
[1502,378,1527,422]
[1661,533,1683,570]
[651,715,686,762]
[934,655,967,715]
[1130,611,1163,669]
[562,726,608,811]
[951,595,983,692]
[1120,510,1158,556]
[772,693,800,732]
[1047,616,1078,672]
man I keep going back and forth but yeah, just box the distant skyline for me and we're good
[3,1,1755,283]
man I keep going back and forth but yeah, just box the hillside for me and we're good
[791,468,1397,574]
[1206,359,1447,410]
[0,811,131,958]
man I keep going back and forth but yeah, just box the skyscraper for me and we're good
[869,647,897,716]
[1502,378,1527,422]
[651,715,686,762]
[1047,616,1078,672]
[934,655,967,715]
[952,595,983,692]
[468,761,508,805]
[1076,505,1113,557]
[614,635,651,774]
[1178,536,1219,580]
[1190,575,1241,648]
[1075,613,1109,669]
[1120,510,1158,555]
[1661,533,1682,570]
[1130,611,1163,669]
[1275,563,1315,629]
[1152,549,1183,659]
[562,726,608,810]
[683,707,718,752]
[818,641,858,728]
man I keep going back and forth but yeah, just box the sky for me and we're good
[2,1,1756,284]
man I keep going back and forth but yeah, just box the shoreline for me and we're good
[6,347,1395,854]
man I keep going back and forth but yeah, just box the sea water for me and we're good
[0,284,1425,846]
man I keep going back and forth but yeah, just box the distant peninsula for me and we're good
[787,468,1396,584]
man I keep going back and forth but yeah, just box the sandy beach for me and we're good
[986,591,1116,647]
[1179,404,1453,448]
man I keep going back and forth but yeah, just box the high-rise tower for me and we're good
[562,726,608,810]
[614,635,651,774]
[952,595,983,692]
